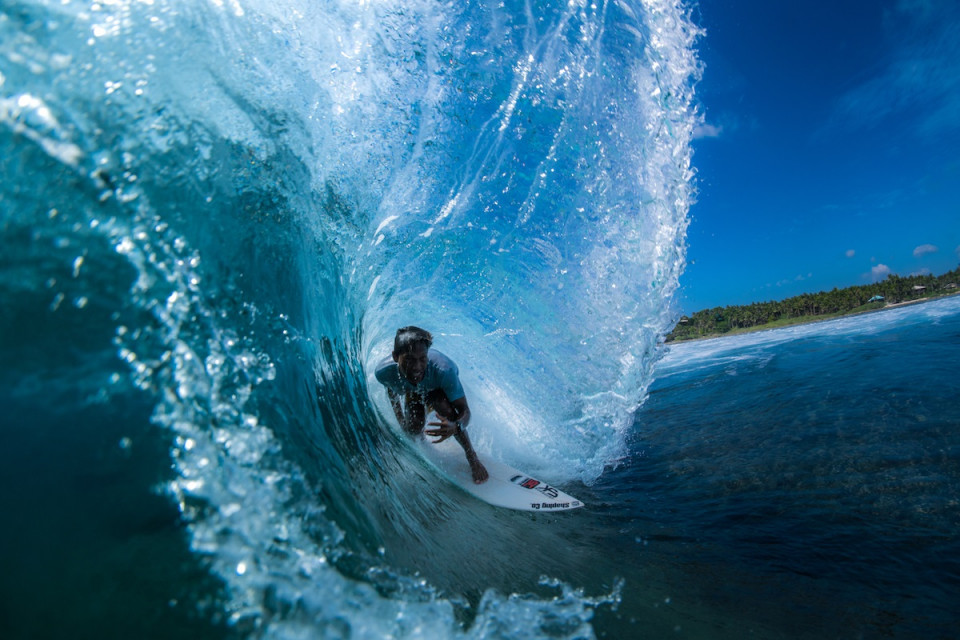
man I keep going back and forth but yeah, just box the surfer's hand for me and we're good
[425,418,457,443]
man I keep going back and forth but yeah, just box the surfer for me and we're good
[375,326,489,484]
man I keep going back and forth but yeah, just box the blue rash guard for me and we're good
[374,349,465,402]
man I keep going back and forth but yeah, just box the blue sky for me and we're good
[679,0,960,313]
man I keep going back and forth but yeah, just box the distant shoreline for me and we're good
[668,291,960,344]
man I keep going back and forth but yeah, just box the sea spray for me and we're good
[1,0,700,637]
[356,0,702,482]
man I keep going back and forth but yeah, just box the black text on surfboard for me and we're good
[530,501,581,510]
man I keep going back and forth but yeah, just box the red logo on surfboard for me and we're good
[510,475,540,489]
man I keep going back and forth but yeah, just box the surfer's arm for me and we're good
[424,397,490,484]
[426,397,488,484]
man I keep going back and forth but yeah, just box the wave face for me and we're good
[1,0,700,637]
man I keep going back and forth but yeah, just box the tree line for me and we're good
[667,267,960,342]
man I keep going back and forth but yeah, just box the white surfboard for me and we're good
[416,433,584,512]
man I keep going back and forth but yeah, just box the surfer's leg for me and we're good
[404,391,426,434]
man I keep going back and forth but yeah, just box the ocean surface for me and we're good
[2,1,959,638]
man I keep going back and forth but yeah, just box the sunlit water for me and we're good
[3,0,958,638]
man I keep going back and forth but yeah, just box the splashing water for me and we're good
[1,0,701,637]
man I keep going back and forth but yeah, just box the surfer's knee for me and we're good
[404,412,425,434]
[426,389,456,419]
[404,395,426,433]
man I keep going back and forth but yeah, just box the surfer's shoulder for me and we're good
[427,349,457,371]
[374,355,398,382]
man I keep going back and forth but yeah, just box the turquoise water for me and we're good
[3,0,959,638]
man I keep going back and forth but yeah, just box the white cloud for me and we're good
[693,123,723,139]
[828,3,960,139]
[955,244,960,260]
[775,273,813,287]
[913,243,938,257]
[845,249,856,258]
[871,264,892,281]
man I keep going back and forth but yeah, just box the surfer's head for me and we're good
[393,326,432,384]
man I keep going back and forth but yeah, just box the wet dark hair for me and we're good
[393,326,432,357]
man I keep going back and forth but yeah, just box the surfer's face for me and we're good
[396,343,428,385]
